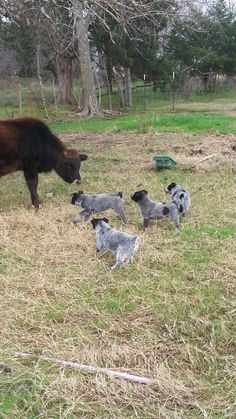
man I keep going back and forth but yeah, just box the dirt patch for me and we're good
[61,131,236,171]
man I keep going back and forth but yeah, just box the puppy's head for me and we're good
[91,217,109,229]
[71,190,84,205]
[165,182,177,194]
[131,190,148,202]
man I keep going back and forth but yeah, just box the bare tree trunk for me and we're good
[212,73,217,93]
[124,67,132,107]
[202,74,209,94]
[36,42,49,119]
[52,76,58,115]
[184,70,193,100]
[72,0,101,117]
[106,56,113,94]
[113,65,124,110]
[104,64,112,112]
[56,53,74,105]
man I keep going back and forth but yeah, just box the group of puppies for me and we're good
[71,182,191,270]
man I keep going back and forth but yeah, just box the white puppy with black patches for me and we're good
[91,218,139,270]
[165,182,191,215]
[131,189,181,231]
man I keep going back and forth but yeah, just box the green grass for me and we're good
[0,126,236,417]
[50,112,236,135]
[1,77,236,134]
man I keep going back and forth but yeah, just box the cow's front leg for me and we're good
[24,172,40,210]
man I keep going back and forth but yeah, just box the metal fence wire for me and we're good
[0,73,236,119]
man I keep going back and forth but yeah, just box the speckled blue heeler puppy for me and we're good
[91,218,139,270]
[71,191,127,224]
[165,182,191,216]
[131,189,181,230]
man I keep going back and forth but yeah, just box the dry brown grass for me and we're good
[0,131,236,418]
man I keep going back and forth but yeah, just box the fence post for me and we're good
[28,83,33,115]
[18,83,22,116]
[172,71,175,111]
[143,74,146,111]
[52,76,58,115]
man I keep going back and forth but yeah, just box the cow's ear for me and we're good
[102,217,109,224]
[79,153,88,161]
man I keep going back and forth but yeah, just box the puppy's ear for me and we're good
[102,217,109,224]
[167,182,176,191]
[91,218,99,229]
[142,189,148,195]
[71,193,78,205]
[78,190,84,195]
[117,192,123,198]
[79,153,88,161]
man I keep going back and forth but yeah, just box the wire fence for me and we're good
[0,74,236,120]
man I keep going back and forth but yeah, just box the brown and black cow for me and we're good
[0,117,87,209]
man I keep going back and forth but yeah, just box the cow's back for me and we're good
[0,118,64,174]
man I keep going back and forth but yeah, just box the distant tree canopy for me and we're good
[167,0,236,76]
[0,0,236,112]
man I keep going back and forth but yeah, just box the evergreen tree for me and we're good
[0,21,36,76]
[167,0,236,92]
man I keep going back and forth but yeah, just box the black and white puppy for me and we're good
[91,218,139,270]
[131,189,181,230]
[165,182,190,215]
[71,191,127,224]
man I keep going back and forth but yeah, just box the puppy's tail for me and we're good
[133,236,139,254]
[117,192,123,198]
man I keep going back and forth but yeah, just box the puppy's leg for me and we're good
[128,238,139,264]
[111,248,126,270]
[115,201,127,224]
[83,210,92,221]
[142,218,149,231]
[96,235,103,253]
[170,208,181,230]
[111,259,123,270]
[73,211,83,224]
[73,209,91,224]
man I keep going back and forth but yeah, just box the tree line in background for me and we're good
[0,0,235,117]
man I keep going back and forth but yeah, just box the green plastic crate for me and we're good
[153,156,177,170]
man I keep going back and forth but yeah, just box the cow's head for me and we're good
[55,149,87,184]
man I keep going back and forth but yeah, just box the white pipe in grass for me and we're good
[14,352,157,385]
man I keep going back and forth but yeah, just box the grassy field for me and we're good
[0,116,236,418]
[50,112,236,135]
